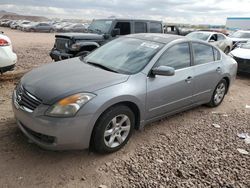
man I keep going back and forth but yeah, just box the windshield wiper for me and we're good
[85,61,118,73]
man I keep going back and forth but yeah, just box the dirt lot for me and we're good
[0,27,249,188]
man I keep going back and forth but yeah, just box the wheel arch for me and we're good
[89,100,142,149]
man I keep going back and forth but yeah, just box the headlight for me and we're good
[46,93,96,117]
[71,43,81,50]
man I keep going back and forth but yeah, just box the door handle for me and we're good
[216,67,222,73]
[185,76,192,83]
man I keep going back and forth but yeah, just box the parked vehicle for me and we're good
[0,32,17,73]
[229,30,250,49]
[13,34,237,153]
[16,20,31,30]
[50,18,163,61]
[62,23,88,33]
[53,22,71,32]
[24,22,55,32]
[230,41,250,73]
[187,31,233,53]
[164,25,193,36]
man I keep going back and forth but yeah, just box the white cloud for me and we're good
[0,0,250,24]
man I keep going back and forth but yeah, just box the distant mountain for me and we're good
[0,10,17,18]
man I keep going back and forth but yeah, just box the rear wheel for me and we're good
[92,105,135,153]
[207,79,227,107]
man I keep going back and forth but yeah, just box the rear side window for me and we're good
[217,34,226,41]
[134,22,147,33]
[115,22,131,35]
[149,22,162,33]
[192,43,214,65]
[156,43,191,70]
[213,47,221,61]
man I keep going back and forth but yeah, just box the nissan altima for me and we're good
[12,34,237,153]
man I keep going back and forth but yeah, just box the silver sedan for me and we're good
[187,31,233,54]
[12,34,237,153]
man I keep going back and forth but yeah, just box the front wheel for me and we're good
[207,79,227,107]
[92,105,135,153]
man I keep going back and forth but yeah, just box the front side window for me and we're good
[192,43,214,65]
[156,43,191,70]
[115,22,131,35]
[149,22,162,33]
[84,37,164,74]
[134,22,147,33]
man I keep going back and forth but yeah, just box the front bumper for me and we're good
[12,91,95,150]
[49,49,73,61]
[233,56,250,74]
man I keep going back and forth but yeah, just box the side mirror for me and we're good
[151,66,175,76]
[111,28,120,37]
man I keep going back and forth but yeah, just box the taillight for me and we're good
[0,39,9,46]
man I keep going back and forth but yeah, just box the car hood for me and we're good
[55,33,104,40]
[231,48,250,59]
[21,58,129,105]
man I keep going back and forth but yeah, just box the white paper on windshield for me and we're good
[140,42,159,49]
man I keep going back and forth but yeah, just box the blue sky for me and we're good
[0,0,250,24]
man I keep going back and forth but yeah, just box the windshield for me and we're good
[231,31,250,38]
[84,37,164,74]
[186,32,210,41]
[88,20,113,34]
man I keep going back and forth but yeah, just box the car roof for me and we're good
[125,33,185,44]
[237,30,250,33]
[94,18,162,23]
[191,31,221,35]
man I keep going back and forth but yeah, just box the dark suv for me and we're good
[50,18,163,61]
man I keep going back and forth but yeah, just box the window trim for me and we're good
[152,42,192,70]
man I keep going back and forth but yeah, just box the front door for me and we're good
[146,42,194,120]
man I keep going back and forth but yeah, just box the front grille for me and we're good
[15,85,42,112]
[21,122,55,144]
[55,38,69,50]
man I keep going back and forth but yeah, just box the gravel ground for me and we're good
[0,27,249,188]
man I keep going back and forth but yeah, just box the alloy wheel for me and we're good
[104,114,131,148]
[214,82,226,105]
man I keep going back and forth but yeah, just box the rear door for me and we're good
[146,42,194,119]
[191,42,222,103]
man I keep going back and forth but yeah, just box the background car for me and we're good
[62,23,88,32]
[187,31,233,53]
[24,22,55,32]
[230,41,250,73]
[0,32,17,73]
[13,34,237,153]
[229,30,250,49]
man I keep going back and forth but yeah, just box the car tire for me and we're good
[207,79,227,107]
[92,105,135,153]
[49,29,54,33]
[224,46,230,54]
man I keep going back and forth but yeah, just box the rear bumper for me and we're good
[50,49,73,61]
